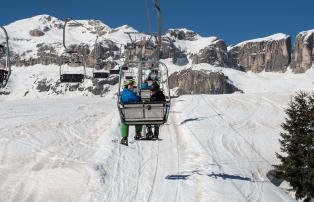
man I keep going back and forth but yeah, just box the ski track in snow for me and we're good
[0,93,298,202]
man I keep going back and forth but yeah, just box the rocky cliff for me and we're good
[228,34,291,72]
[1,15,314,74]
[168,69,240,95]
[190,39,229,67]
[290,30,314,73]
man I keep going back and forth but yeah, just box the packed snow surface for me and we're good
[1,62,313,202]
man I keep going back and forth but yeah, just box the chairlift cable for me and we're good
[144,0,151,33]
[153,0,162,60]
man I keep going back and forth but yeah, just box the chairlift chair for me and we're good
[92,37,111,79]
[59,18,86,83]
[59,51,86,83]
[117,61,171,125]
[0,26,11,88]
[93,70,109,79]
[92,60,109,79]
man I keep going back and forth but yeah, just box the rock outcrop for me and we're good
[190,39,229,67]
[168,69,240,95]
[228,34,291,72]
[29,29,45,37]
[125,37,188,65]
[167,29,198,41]
[290,30,314,73]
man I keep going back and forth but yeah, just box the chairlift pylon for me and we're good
[0,26,11,88]
[59,18,86,83]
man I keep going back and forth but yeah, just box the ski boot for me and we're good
[134,133,141,140]
[153,126,159,140]
[146,131,154,140]
[120,137,128,146]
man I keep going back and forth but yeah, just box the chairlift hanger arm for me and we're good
[63,17,92,52]
[154,0,162,59]
[62,18,72,51]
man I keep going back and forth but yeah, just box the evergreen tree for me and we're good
[275,91,314,202]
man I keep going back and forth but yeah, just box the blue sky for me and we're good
[1,0,314,45]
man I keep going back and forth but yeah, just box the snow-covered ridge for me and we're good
[233,33,290,48]
[295,29,314,42]
[1,14,314,74]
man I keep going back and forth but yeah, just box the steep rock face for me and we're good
[190,39,229,67]
[228,34,291,72]
[290,30,314,73]
[125,37,188,65]
[168,69,240,95]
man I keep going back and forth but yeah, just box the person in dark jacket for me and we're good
[146,82,166,139]
[120,79,142,145]
[150,82,166,102]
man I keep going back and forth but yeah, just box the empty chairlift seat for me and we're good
[60,74,85,83]
[93,72,109,79]
[59,53,86,83]
[109,69,120,74]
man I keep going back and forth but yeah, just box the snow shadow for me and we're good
[166,171,252,182]
[207,172,251,181]
[180,118,200,124]
[165,174,190,180]
[180,115,218,125]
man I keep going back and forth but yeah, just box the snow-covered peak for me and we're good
[6,14,63,34]
[233,33,290,48]
[165,28,223,54]
[296,29,314,42]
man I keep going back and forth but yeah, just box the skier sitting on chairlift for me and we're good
[146,82,166,140]
[141,76,153,90]
[141,69,158,90]
[120,79,143,145]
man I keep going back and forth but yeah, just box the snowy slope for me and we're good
[0,90,299,202]
[1,62,314,201]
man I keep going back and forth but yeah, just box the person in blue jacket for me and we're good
[120,79,142,146]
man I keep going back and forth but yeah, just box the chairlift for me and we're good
[117,0,170,126]
[0,26,11,88]
[92,36,111,79]
[117,61,171,125]
[59,18,86,83]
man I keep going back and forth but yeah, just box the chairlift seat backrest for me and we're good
[60,74,84,83]
[140,90,151,100]
[93,72,109,79]
[121,103,167,124]
[122,66,129,71]
[110,69,120,75]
